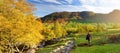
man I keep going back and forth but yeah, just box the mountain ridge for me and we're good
[40,9,120,23]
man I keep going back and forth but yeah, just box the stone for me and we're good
[26,49,36,53]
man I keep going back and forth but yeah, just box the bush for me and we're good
[108,35,120,43]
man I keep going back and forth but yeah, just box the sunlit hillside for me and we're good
[41,9,120,23]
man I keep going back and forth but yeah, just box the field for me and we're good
[36,22,120,53]
[71,30,120,53]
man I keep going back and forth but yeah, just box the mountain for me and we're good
[40,9,120,23]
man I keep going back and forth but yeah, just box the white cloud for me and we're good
[79,0,120,7]
[96,0,120,7]
[79,0,120,13]
[35,4,89,17]
[33,0,120,17]
[80,0,97,5]
[81,5,114,13]
[36,4,88,12]
[65,0,73,4]
[44,0,62,4]
[32,0,41,2]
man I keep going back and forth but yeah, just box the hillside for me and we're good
[40,9,120,23]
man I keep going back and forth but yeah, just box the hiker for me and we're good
[86,32,92,45]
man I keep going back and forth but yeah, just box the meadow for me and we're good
[71,30,120,53]
[37,22,120,53]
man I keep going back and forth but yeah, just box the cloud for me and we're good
[79,0,120,7]
[65,0,73,4]
[97,0,120,7]
[82,5,114,13]
[34,4,88,17]
[29,0,120,17]
[79,0,97,5]
[43,0,62,4]
[79,0,120,13]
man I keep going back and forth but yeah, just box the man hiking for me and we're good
[86,32,92,45]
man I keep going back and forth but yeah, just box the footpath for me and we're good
[51,39,75,53]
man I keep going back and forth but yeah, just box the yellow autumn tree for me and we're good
[0,0,44,53]
[42,28,55,41]
[54,21,67,38]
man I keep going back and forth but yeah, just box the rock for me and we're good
[51,39,75,53]
[26,48,36,53]
[65,46,70,53]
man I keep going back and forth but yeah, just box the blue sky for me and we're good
[27,0,120,17]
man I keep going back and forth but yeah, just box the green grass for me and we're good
[36,48,53,53]
[37,29,120,53]
[71,44,120,53]
[70,29,120,53]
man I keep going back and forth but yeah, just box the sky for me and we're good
[27,0,120,17]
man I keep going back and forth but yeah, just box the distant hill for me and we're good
[40,9,120,23]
